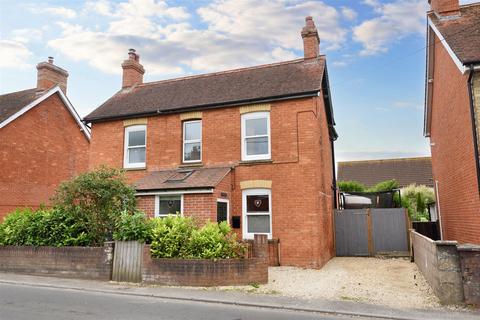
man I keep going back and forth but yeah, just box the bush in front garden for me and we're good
[113,211,152,243]
[53,166,137,245]
[150,216,245,259]
[0,208,93,246]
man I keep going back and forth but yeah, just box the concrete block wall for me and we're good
[458,245,480,306]
[411,230,464,304]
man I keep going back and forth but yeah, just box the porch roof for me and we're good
[134,167,231,191]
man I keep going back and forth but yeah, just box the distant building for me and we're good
[337,157,433,188]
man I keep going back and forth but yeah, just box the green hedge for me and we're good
[0,208,93,247]
[150,216,245,259]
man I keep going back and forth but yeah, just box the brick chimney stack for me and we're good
[36,57,69,95]
[429,0,460,17]
[301,16,320,59]
[121,48,145,88]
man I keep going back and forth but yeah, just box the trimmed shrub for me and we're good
[186,222,245,259]
[150,216,196,258]
[113,211,152,243]
[150,216,245,259]
[368,179,399,192]
[337,180,366,192]
[0,208,93,247]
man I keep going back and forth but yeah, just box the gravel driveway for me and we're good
[222,257,442,309]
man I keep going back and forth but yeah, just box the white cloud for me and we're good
[48,0,346,76]
[198,0,346,51]
[332,61,347,67]
[42,6,77,19]
[341,6,357,20]
[0,40,33,69]
[11,28,43,43]
[353,0,428,55]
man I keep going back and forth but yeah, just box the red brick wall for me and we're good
[137,195,155,217]
[142,244,268,286]
[0,243,114,280]
[0,93,90,219]
[429,33,480,244]
[90,96,335,268]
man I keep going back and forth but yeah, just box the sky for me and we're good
[0,0,477,163]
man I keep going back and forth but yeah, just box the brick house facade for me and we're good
[85,17,337,268]
[424,1,480,244]
[0,58,90,219]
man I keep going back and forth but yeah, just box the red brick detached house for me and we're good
[424,0,480,243]
[0,58,90,219]
[85,17,337,268]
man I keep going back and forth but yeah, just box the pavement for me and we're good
[0,272,478,320]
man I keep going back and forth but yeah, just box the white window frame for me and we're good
[216,198,230,224]
[183,120,202,163]
[241,112,271,161]
[124,125,147,169]
[154,194,184,218]
[242,188,272,240]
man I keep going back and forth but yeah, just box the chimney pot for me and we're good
[429,0,460,17]
[122,49,144,88]
[36,58,68,94]
[301,16,320,59]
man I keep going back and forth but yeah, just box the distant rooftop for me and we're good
[337,157,433,188]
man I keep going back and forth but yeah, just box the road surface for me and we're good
[0,283,373,320]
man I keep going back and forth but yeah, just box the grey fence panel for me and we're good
[371,208,408,253]
[335,210,369,256]
[112,241,143,283]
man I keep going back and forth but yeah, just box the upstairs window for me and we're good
[183,120,202,163]
[124,125,146,169]
[241,112,271,161]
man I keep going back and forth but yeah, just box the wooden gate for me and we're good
[334,208,410,256]
[112,241,143,283]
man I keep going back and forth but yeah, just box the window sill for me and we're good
[124,166,146,171]
[179,162,203,168]
[238,159,273,166]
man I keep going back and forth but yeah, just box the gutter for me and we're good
[467,65,480,195]
[83,91,320,124]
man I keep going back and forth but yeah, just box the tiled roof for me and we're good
[337,157,433,188]
[429,3,480,64]
[0,88,37,123]
[135,167,231,191]
[84,57,325,122]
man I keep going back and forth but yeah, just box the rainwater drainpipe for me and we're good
[467,64,480,195]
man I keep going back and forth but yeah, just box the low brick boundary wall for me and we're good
[245,238,280,266]
[0,242,114,280]
[458,245,480,306]
[142,234,269,286]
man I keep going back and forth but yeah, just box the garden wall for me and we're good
[142,235,269,286]
[0,242,114,280]
[411,230,480,306]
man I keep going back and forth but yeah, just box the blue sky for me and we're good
[0,0,477,162]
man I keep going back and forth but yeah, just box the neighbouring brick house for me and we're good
[424,0,480,243]
[0,58,90,219]
[337,157,434,188]
[84,17,337,268]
